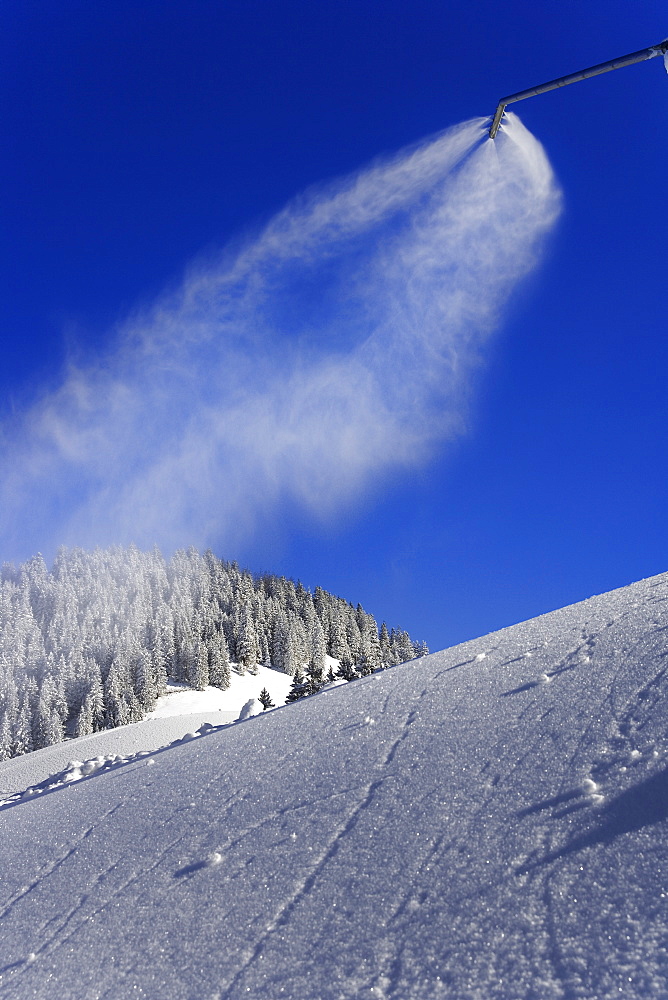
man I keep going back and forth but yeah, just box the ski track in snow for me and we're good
[1,573,668,998]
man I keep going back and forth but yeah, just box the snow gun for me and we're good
[489,38,668,138]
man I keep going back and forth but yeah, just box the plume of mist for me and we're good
[0,113,561,562]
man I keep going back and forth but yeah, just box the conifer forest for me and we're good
[0,546,427,759]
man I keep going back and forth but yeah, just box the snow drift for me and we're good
[2,571,668,999]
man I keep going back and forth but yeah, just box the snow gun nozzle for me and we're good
[489,103,506,139]
[489,39,668,138]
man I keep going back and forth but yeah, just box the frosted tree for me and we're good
[13,696,34,756]
[103,656,131,729]
[235,605,258,673]
[0,543,426,757]
[309,619,327,674]
[391,628,415,664]
[134,649,158,710]
[379,622,394,666]
[0,708,13,762]
[327,611,349,663]
[271,611,297,676]
[187,641,209,692]
[33,676,65,750]
[209,641,231,690]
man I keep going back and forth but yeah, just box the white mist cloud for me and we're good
[0,114,561,560]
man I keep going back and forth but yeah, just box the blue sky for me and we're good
[2,0,667,651]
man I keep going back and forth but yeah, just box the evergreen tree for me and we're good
[134,649,158,709]
[392,628,415,664]
[103,657,130,729]
[0,708,13,762]
[209,644,231,690]
[0,543,424,757]
[328,612,349,662]
[354,652,376,677]
[286,668,307,703]
[186,641,209,691]
[13,696,33,756]
[32,676,65,749]
[235,605,258,673]
[74,696,94,739]
[379,622,395,667]
[336,652,357,682]
[309,619,327,674]
[305,663,324,696]
[258,687,274,711]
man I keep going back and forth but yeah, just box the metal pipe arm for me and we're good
[489,39,668,138]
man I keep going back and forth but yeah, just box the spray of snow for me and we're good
[0,114,560,560]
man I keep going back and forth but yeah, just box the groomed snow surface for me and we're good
[2,574,668,998]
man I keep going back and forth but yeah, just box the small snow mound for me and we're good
[538,673,551,684]
[364,715,376,725]
[81,759,102,776]
[474,653,486,661]
[237,698,263,722]
[582,778,598,794]
[205,851,223,867]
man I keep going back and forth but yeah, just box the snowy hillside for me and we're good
[0,546,425,761]
[0,662,295,798]
[2,572,668,999]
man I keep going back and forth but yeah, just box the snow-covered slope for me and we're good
[2,573,668,999]
[0,664,295,797]
[146,663,296,721]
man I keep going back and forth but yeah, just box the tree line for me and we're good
[0,545,427,759]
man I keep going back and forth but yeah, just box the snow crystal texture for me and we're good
[1,572,668,998]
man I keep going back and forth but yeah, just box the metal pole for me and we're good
[489,39,668,138]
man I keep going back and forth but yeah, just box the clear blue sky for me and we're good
[2,1,667,651]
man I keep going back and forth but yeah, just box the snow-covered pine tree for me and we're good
[13,695,34,756]
[0,705,14,762]
[234,605,258,674]
[187,641,209,692]
[0,544,426,757]
[391,628,415,664]
[309,619,327,674]
[379,622,396,667]
[208,641,231,690]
